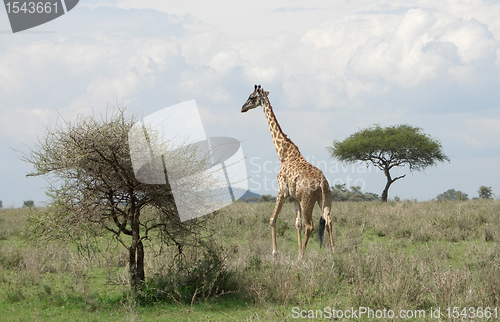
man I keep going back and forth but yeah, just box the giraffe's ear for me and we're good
[265,90,270,96]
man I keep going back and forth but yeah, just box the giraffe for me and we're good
[241,85,334,260]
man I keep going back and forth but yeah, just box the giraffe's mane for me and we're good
[266,101,301,150]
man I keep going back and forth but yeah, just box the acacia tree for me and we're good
[478,186,493,199]
[328,124,449,202]
[437,189,469,201]
[23,200,35,208]
[24,109,217,291]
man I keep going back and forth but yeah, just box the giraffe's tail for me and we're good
[318,216,326,247]
[318,178,331,248]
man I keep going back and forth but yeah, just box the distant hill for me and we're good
[237,190,261,202]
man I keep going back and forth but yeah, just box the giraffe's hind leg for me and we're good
[323,206,334,253]
[300,200,315,259]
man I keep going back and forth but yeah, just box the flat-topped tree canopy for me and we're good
[328,124,449,202]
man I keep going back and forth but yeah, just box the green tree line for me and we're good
[437,186,494,201]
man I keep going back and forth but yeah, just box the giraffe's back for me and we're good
[282,156,328,205]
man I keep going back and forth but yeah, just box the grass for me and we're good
[1,200,500,321]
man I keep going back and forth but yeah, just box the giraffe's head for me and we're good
[241,84,269,113]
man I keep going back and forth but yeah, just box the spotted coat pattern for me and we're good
[241,85,334,259]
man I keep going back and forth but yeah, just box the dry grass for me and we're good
[1,200,500,320]
[210,200,500,311]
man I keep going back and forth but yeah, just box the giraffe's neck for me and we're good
[262,100,295,161]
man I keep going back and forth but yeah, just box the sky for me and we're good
[1,0,500,207]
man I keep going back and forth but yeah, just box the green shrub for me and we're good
[22,200,35,208]
[137,244,237,305]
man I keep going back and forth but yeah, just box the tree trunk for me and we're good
[381,166,406,202]
[137,240,145,283]
[129,244,138,291]
[129,215,145,292]
[381,180,391,202]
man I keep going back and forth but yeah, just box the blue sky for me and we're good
[1,0,500,207]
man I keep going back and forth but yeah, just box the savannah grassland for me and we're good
[1,200,500,321]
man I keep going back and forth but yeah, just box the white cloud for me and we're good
[342,9,499,92]
[0,107,54,142]
[86,1,500,114]
[80,38,179,103]
[211,4,494,113]
[347,9,439,88]
[1,1,500,204]
[440,18,497,64]
[207,49,240,74]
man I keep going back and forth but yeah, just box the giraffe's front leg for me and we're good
[294,200,303,260]
[270,194,286,257]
